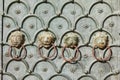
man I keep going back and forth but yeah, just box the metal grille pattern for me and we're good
[0,0,120,80]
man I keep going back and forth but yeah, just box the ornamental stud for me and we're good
[93,32,108,49]
[8,31,25,48]
[63,32,79,49]
[37,31,56,48]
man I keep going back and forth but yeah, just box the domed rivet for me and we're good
[15,9,21,14]
[71,11,76,15]
[84,54,88,58]
[6,23,10,28]
[14,66,20,71]
[43,10,48,14]
[70,67,76,73]
[98,9,103,13]
[58,56,62,59]
[29,24,34,29]
[109,22,114,27]
[28,54,33,58]
[42,68,48,72]
[84,25,89,29]
[58,25,63,29]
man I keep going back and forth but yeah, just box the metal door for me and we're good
[0,0,120,80]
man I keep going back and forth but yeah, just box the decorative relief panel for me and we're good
[0,0,120,80]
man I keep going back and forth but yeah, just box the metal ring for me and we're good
[61,46,80,63]
[92,46,112,62]
[38,44,57,60]
[8,45,27,60]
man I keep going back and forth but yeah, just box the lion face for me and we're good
[93,32,108,49]
[38,31,55,48]
[63,33,79,49]
[8,31,25,48]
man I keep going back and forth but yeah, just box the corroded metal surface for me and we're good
[0,0,120,80]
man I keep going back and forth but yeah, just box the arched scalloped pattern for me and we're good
[1,0,120,80]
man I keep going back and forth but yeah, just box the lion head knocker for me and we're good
[93,32,108,49]
[92,31,112,62]
[63,32,79,49]
[8,31,26,60]
[8,31,25,48]
[62,32,80,63]
[37,31,57,59]
[38,31,56,48]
